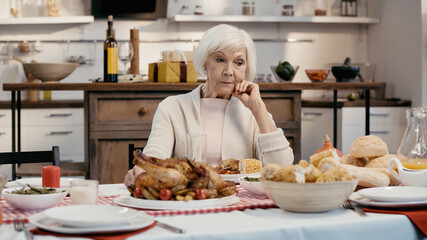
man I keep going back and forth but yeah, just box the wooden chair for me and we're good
[128,144,144,170]
[0,146,60,180]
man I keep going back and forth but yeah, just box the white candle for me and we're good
[70,186,98,205]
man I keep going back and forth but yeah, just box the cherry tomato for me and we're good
[159,189,172,200]
[219,170,235,174]
[195,189,208,200]
[133,187,142,199]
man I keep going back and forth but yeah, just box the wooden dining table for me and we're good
[0,182,424,240]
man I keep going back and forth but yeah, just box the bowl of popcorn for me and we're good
[260,158,358,213]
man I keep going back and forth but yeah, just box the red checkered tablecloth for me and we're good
[1,186,277,223]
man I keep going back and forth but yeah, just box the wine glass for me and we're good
[118,42,134,75]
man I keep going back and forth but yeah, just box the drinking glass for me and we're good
[118,42,134,75]
[185,133,207,164]
[70,179,99,205]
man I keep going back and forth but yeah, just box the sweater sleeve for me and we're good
[256,128,294,166]
[143,99,176,159]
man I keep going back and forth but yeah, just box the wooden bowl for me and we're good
[23,63,78,83]
[261,179,358,212]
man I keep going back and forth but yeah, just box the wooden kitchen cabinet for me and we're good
[87,89,301,184]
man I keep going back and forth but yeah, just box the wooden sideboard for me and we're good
[3,82,383,184]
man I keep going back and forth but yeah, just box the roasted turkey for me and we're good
[131,150,236,199]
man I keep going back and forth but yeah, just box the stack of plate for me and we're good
[349,186,427,208]
[29,205,154,234]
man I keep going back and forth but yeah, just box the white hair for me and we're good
[193,24,256,82]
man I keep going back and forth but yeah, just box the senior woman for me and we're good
[124,24,293,185]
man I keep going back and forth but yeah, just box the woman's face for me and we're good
[203,47,247,98]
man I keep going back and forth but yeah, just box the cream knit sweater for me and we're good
[143,85,294,166]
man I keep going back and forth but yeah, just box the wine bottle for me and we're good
[104,15,118,82]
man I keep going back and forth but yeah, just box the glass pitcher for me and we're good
[397,107,427,169]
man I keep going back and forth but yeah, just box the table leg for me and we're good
[11,91,16,180]
[333,90,338,148]
[365,89,370,135]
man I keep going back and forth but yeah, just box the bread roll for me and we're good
[365,154,398,168]
[340,154,369,167]
[341,164,390,187]
[350,135,388,158]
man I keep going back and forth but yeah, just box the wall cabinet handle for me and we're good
[138,107,148,115]
[47,113,73,117]
[47,131,73,135]
[303,112,323,116]
[370,131,390,134]
[0,114,5,118]
[0,132,6,136]
[370,113,389,117]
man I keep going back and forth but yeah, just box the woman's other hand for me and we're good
[232,80,262,110]
[232,80,277,134]
[123,166,145,186]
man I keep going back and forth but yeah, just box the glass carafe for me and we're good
[397,107,427,169]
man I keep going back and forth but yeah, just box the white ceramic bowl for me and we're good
[261,179,358,213]
[238,176,266,196]
[23,63,78,83]
[2,187,67,210]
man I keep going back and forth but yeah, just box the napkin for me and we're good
[363,208,427,236]
[30,222,156,240]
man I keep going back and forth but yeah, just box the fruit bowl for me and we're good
[23,63,78,83]
[305,69,330,82]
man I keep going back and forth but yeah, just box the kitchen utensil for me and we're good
[156,220,186,233]
[14,217,34,240]
[331,57,360,82]
[342,200,367,216]
[388,158,427,187]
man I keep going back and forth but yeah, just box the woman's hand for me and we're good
[232,80,262,110]
[232,80,277,134]
[123,166,145,187]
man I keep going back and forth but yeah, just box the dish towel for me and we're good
[363,208,427,236]
[30,222,156,240]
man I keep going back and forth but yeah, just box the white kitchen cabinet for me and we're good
[0,108,84,179]
[0,110,12,178]
[302,106,408,160]
[301,108,339,160]
[0,16,94,25]
[21,108,84,162]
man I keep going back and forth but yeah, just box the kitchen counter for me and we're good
[0,100,83,109]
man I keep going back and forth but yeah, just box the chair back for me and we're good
[128,144,144,170]
[0,146,60,180]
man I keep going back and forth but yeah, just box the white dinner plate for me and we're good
[349,192,427,208]
[220,173,260,183]
[43,205,139,228]
[357,186,427,202]
[114,194,240,210]
[29,212,154,234]
[16,177,74,188]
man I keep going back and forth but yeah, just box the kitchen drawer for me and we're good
[0,110,11,126]
[92,98,162,130]
[264,98,297,127]
[22,108,83,127]
[21,126,84,155]
[0,127,11,152]
[369,107,407,125]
